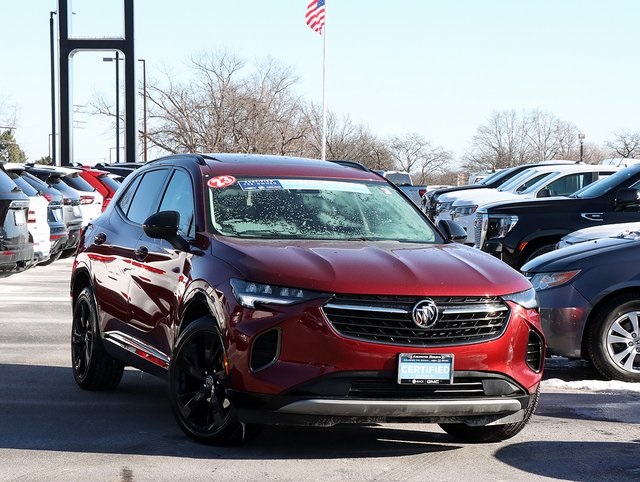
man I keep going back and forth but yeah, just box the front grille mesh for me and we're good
[323,294,510,347]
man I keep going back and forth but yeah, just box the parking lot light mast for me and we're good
[103,52,122,162]
[579,133,585,163]
[138,58,147,162]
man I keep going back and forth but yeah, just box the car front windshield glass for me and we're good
[208,178,440,243]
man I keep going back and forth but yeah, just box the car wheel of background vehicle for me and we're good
[71,286,124,390]
[438,386,540,443]
[38,250,62,266]
[60,248,77,259]
[168,317,253,445]
[586,295,640,382]
[524,244,556,265]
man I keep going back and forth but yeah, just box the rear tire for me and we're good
[586,295,640,382]
[438,387,540,443]
[71,286,124,390]
[168,317,254,445]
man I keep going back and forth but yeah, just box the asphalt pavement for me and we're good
[1,259,639,481]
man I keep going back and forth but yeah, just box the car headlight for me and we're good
[436,201,453,213]
[230,279,326,309]
[486,214,518,240]
[529,270,581,291]
[452,204,478,217]
[502,287,538,309]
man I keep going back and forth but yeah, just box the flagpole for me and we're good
[321,2,327,161]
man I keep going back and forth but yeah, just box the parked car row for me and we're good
[0,161,134,276]
[425,160,640,382]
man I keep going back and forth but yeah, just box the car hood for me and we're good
[561,221,640,244]
[521,237,637,273]
[212,238,530,296]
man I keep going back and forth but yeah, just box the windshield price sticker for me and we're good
[238,179,283,191]
[208,175,237,189]
[397,353,454,385]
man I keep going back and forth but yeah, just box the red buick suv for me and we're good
[70,153,544,445]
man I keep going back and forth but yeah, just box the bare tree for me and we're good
[464,109,583,171]
[387,133,453,184]
[463,110,531,171]
[605,131,640,158]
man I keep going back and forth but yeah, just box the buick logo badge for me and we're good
[412,299,440,328]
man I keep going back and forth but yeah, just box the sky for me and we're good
[2,0,640,166]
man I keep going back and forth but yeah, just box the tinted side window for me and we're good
[158,170,195,237]
[123,170,169,224]
[116,175,142,215]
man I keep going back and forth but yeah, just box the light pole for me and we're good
[138,58,147,162]
[103,52,122,162]
[49,10,57,166]
[579,133,585,163]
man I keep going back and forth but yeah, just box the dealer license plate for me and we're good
[397,353,454,385]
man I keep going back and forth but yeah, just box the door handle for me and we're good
[134,245,149,261]
[94,232,107,245]
[581,213,604,222]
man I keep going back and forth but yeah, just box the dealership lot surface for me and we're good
[1,260,639,481]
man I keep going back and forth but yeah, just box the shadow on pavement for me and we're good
[495,441,640,481]
[0,363,462,459]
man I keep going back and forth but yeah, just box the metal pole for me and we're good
[115,51,120,162]
[138,58,147,162]
[49,11,57,166]
[320,3,327,161]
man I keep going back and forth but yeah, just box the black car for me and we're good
[521,236,640,382]
[0,163,33,276]
[475,163,640,269]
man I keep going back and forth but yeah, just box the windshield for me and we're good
[479,167,513,185]
[574,165,640,198]
[208,177,440,242]
[496,169,541,192]
[518,172,560,194]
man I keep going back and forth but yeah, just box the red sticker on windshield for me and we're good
[208,175,237,189]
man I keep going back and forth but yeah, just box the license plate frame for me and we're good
[397,353,454,385]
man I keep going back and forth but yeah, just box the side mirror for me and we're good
[614,188,640,210]
[537,188,551,198]
[143,210,189,251]
[437,219,468,243]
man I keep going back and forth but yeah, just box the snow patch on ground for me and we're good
[542,378,640,393]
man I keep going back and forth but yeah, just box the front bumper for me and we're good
[537,284,591,358]
[223,294,544,427]
[232,371,532,427]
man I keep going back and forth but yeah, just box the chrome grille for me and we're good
[323,294,510,347]
[474,212,483,248]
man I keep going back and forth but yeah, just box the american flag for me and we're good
[305,0,326,35]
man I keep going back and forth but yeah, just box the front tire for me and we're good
[71,286,124,390]
[586,295,640,382]
[438,387,540,443]
[168,317,249,445]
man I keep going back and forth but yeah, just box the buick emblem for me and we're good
[412,299,440,328]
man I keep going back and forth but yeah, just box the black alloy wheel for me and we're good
[169,317,249,445]
[71,286,124,390]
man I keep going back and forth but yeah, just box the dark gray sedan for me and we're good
[521,235,640,382]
